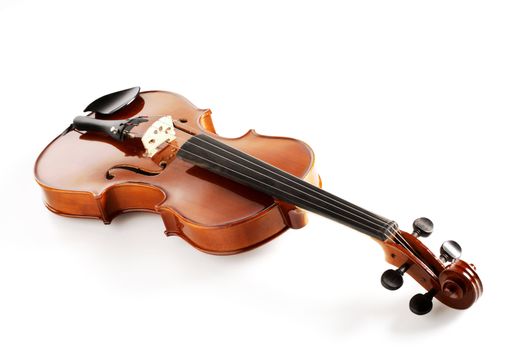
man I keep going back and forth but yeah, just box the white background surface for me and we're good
[1,1,523,349]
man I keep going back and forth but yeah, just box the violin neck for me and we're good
[177,134,397,241]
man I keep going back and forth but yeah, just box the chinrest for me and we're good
[84,86,140,115]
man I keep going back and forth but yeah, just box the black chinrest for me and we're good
[84,87,140,115]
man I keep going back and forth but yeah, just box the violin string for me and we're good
[166,120,413,253]
[177,146,415,255]
[170,124,399,236]
[179,136,415,253]
[178,147,383,231]
[194,136,388,226]
[188,136,415,252]
[182,140,387,230]
[175,140,415,254]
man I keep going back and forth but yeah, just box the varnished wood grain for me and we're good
[35,90,320,254]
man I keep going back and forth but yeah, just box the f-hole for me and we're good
[106,162,167,180]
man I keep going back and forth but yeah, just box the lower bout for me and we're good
[160,204,300,255]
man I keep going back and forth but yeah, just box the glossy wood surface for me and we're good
[35,91,320,254]
[35,89,482,311]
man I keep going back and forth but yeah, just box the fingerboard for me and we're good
[177,134,397,241]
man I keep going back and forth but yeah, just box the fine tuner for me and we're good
[35,87,483,316]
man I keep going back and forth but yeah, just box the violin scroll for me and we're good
[438,260,483,310]
[379,218,483,315]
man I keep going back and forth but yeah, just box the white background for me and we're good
[1,1,523,349]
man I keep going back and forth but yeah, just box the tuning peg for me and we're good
[440,240,462,263]
[381,264,409,290]
[409,290,436,315]
[412,217,433,238]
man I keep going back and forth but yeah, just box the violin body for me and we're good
[35,91,321,254]
[35,87,482,315]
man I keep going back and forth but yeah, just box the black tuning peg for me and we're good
[440,240,462,263]
[381,264,409,290]
[409,290,436,315]
[412,217,433,238]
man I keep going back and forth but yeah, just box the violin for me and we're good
[34,87,483,315]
